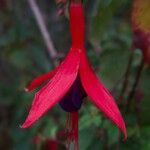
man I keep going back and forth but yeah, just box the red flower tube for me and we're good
[21,1,127,149]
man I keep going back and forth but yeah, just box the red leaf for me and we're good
[21,48,80,128]
[79,50,127,139]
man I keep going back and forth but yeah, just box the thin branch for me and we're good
[28,0,58,66]
[119,51,134,103]
[126,57,144,112]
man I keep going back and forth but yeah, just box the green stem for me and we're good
[126,58,144,112]
[119,51,134,104]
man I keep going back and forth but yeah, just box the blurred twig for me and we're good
[126,57,144,112]
[28,0,58,66]
[119,51,134,104]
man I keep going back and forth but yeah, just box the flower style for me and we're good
[21,0,127,144]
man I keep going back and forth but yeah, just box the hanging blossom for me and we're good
[132,0,150,64]
[21,1,127,149]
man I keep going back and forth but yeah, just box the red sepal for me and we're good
[79,50,127,139]
[21,48,80,128]
[25,68,57,92]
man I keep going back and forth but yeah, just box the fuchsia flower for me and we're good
[21,1,127,149]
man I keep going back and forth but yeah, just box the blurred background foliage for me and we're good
[0,0,150,150]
